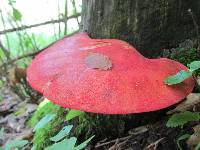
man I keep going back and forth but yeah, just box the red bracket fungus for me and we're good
[27,33,195,114]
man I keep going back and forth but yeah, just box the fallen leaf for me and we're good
[187,124,200,149]
[167,93,200,114]
[0,100,17,115]
[128,125,148,135]
[7,114,25,132]
[85,52,112,70]
[144,138,165,150]
[197,76,200,86]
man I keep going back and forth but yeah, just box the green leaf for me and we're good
[33,114,55,132]
[164,70,192,85]
[166,111,200,128]
[8,0,16,5]
[66,109,85,121]
[177,134,191,150]
[5,140,29,150]
[12,8,22,21]
[75,135,95,150]
[44,137,77,150]
[195,142,200,150]
[188,61,200,72]
[50,125,73,142]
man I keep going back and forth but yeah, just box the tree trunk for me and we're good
[82,0,200,57]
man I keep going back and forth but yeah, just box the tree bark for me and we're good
[82,0,200,57]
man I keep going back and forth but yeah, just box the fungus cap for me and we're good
[27,33,195,114]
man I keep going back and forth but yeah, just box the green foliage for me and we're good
[195,142,200,150]
[170,47,200,76]
[164,60,200,85]
[0,95,3,102]
[0,80,4,88]
[177,134,191,150]
[28,101,62,127]
[1,123,93,150]
[12,8,22,21]
[44,138,77,150]
[45,135,94,150]
[50,125,73,142]
[66,109,85,121]
[74,135,94,150]
[4,140,29,150]
[166,111,200,128]
[171,48,199,66]
[33,114,56,132]
[28,101,66,150]
[164,70,192,85]
[188,61,200,72]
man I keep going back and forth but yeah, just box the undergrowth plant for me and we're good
[165,61,200,149]
[166,111,200,150]
[164,60,200,85]
[1,110,94,150]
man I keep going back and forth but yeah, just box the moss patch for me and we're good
[28,100,67,150]
[167,47,200,92]
[171,48,199,67]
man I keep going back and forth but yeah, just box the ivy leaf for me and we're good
[177,134,191,150]
[44,137,77,150]
[66,109,85,121]
[4,140,29,150]
[188,61,200,72]
[33,114,55,132]
[75,135,95,150]
[164,70,192,85]
[12,8,22,21]
[50,125,73,142]
[166,111,200,128]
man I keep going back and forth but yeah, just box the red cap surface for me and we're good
[27,33,195,114]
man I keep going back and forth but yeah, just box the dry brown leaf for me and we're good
[85,52,112,70]
[144,138,165,150]
[196,76,200,86]
[187,124,200,149]
[128,125,148,135]
[0,100,17,115]
[167,93,200,114]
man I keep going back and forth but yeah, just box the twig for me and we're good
[0,10,11,51]
[0,40,10,60]
[108,138,130,150]
[0,13,81,35]
[64,0,68,35]
[95,135,132,148]
[57,0,62,38]
[71,0,80,26]
[0,30,79,68]
[6,13,25,54]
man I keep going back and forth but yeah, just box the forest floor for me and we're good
[0,84,199,150]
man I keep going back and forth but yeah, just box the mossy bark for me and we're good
[82,0,200,57]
